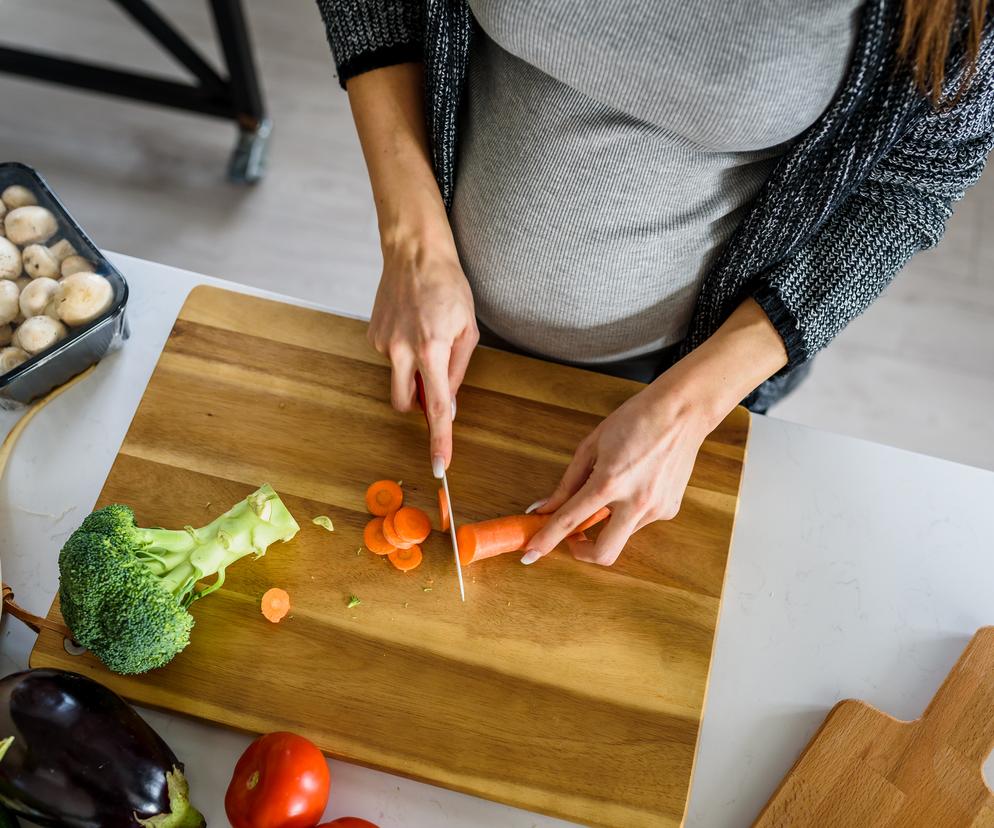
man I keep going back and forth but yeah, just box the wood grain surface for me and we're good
[755,627,994,827]
[31,286,750,827]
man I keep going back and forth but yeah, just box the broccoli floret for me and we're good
[59,484,300,675]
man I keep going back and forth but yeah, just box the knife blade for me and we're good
[414,372,466,602]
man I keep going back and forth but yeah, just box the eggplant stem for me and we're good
[0,736,12,763]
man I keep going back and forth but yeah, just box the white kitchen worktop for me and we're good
[2,253,993,827]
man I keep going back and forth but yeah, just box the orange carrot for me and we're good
[382,511,413,549]
[455,507,611,565]
[365,480,403,516]
[261,587,290,623]
[393,506,431,544]
[437,487,450,532]
[388,544,422,572]
[363,517,397,555]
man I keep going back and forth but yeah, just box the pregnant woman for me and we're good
[316,0,994,565]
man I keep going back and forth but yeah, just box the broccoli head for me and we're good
[59,484,300,675]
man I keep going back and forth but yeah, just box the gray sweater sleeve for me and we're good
[755,40,994,369]
[315,0,423,88]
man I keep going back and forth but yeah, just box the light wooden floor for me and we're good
[0,0,991,470]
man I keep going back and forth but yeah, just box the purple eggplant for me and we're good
[0,669,204,827]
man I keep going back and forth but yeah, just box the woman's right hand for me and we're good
[345,62,476,474]
[368,229,479,476]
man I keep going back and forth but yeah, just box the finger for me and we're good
[419,342,454,474]
[536,440,595,515]
[448,324,479,398]
[564,530,593,560]
[571,507,640,566]
[520,479,606,565]
[389,346,417,412]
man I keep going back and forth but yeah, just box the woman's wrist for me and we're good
[647,298,789,432]
[379,200,460,275]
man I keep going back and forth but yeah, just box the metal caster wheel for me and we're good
[228,116,272,184]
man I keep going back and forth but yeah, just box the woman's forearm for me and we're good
[649,298,789,430]
[346,64,453,255]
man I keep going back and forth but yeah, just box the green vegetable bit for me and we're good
[58,484,300,675]
[312,515,334,532]
[347,594,361,609]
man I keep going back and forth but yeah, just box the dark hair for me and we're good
[899,0,987,104]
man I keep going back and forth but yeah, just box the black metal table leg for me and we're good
[0,0,271,183]
[208,0,272,183]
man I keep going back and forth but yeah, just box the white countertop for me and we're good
[2,253,993,827]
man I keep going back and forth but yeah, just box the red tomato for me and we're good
[318,820,379,828]
[225,731,331,828]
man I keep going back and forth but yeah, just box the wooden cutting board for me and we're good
[755,627,994,827]
[31,286,749,827]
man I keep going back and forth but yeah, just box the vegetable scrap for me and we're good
[261,588,291,624]
[363,517,396,555]
[312,515,334,531]
[437,487,450,532]
[388,544,422,572]
[365,480,403,516]
[347,595,361,609]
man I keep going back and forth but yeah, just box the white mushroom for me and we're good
[60,255,93,278]
[0,280,18,325]
[55,272,114,326]
[0,346,29,374]
[1,186,37,210]
[0,237,21,280]
[12,276,31,323]
[0,323,10,347]
[22,239,76,279]
[14,315,66,355]
[0,199,6,227]
[19,277,59,319]
[4,206,58,246]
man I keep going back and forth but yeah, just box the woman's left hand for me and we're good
[520,298,790,567]
[522,378,712,567]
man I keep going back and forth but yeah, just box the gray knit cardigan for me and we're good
[316,0,994,403]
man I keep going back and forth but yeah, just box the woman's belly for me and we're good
[450,32,780,364]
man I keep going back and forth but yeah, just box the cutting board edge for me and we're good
[29,628,680,828]
[30,286,752,828]
[678,406,750,827]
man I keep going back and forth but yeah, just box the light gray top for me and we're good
[451,0,862,363]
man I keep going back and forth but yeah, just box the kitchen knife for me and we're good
[415,372,466,602]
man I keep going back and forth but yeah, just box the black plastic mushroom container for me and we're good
[0,162,129,405]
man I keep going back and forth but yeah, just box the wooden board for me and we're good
[31,286,749,827]
[755,627,994,827]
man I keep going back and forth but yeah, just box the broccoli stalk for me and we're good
[132,488,296,607]
[59,484,299,675]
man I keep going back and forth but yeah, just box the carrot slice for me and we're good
[388,544,422,571]
[437,487,450,532]
[365,480,403,516]
[382,511,414,549]
[261,587,290,623]
[393,506,431,544]
[455,507,611,566]
[363,517,397,555]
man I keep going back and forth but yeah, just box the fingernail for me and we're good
[451,396,457,421]
[432,454,445,479]
[521,549,541,565]
[524,499,547,514]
